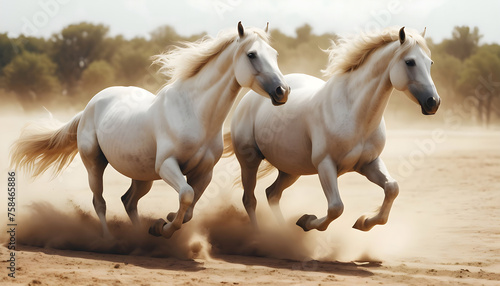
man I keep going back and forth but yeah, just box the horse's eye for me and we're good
[405,59,416,67]
[247,52,256,59]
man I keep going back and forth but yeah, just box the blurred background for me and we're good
[0,0,499,128]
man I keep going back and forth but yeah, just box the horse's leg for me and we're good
[166,170,213,224]
[232,139,263,228]
[80,144,110,238]
[265,171,300,224]
[296,157,343,232]
[353,157,399,231]
[241,162,262,228]
[121,179,154,226]
[148,157,194,239]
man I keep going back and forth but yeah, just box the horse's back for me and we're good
[83,86,155,128]
[87,86,155,114]
[284,73,325,95]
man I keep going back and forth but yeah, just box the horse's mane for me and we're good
[322,26,430,77]
[153,27,269,83]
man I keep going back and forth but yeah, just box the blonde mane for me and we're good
[153,27,269,83]
[322,27,430,77]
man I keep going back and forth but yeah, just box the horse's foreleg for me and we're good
[266,171,300,224]
[121,180,154,226]
[166,170,213,223]
[149,157,194,239]
[296,157,343,232]
[354,157,399,231]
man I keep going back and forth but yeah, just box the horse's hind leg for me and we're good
[80,143,110,238]
[354,157,399,231]
[233,135,264,228]
[265,171,299,224]
[240,161,261,228]
[121,180,154,226]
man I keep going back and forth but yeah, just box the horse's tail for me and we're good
[222,131,276,184]
[222,131,234,158]
[10,112,82,178]
[256,160,275,180]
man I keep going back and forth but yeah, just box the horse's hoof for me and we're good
[353,215,372,232]
[296,214,317,231]
[148,218,167,237]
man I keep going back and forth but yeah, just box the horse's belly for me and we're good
[96,119,159,181]
[257,134,316,175]
[266,152,317,175]
[100,137,160,181]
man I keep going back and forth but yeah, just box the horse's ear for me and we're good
[265,22,269,33]
[399,27,406,45]
[421,27,427,38]
[238,21,244,38]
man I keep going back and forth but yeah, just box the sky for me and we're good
[1,0,499,44]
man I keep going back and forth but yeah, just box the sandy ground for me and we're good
[1,110,499,285]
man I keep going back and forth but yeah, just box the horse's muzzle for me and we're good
[409,83,440,115]
[421,96,440,115]
[270,85,290,106]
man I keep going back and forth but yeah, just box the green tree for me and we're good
[150,25,183,50]
[0,34,49,71]
[112,37,155,86]
[2,51,60,111]
[51,22,110,92]
[458,44,500,126]
[431,51,462,98]
[443,26,482,61]
[269,27,335,77]
[296,23,312,44]
[270,29,296,49]
[150,25,205,51]
[79,60,116,99]
[0,33,17,70]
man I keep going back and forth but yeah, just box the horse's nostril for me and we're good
[426,97,437,108]
[276,86,284,96]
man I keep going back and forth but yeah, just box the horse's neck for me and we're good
[162,43,240,134]
[321,43,397,133]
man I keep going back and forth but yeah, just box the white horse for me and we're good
[11,22,290,239]
[226,27,440,232]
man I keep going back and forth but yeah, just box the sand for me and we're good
[1,110,499,285]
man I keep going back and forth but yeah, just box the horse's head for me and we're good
[233,22,290,106]
[389,27,440,115]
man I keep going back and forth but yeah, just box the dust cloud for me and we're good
[3,109,498,268]
[11,196,325,262]
[1,109,369,264]
[7,169,407,264]
[15,202,203,259]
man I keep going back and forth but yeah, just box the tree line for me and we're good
[0,23,499,125]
